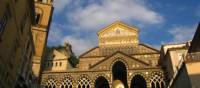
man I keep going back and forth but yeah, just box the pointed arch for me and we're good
[77,75,91,88]
[149,72,165,88]
[43,79,56,88]
[60,75,73,88]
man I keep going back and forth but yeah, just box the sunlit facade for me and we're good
[41,21,166,88]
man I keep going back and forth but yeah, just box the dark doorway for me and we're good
[112,61,128,88]
[95,76,109,88]
[131,75,147,88]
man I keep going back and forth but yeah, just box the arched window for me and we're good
[35,8,43,24]
[150,72,165,88]
[35,13,41,24]
[130,75,146,88]
[55,62,58,66]
[60,62,62,66]
[77,76,91,88]
[60,76,73,88]
[112,61,128,88]
[95,76,109,88]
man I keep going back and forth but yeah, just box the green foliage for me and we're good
[68,55,79,67]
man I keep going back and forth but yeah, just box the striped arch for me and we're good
[94,74,110,82]
[111,59,129,88]
[110,58,129,70]
[77,74,92,88]
[129,72,148,82]
[129,72,151,88]
[149,71,165,88]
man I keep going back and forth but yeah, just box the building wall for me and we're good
[164,23,200,88]
[79,57,105,70]
[0,0,35,88]
[185,23,200,87]
[42,44,75,72]
[43,50,71,71]
[169,50,187,72]
[31,0,53,82]
[41,63,165,88]
[41,21,166,88]
[170,64,191,88]
[160,44,188,82]
[186,61,200,87]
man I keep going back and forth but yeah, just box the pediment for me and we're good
[79,47,100,58]
[97,21,139,46]
[90,51,150,71]
[97,21,139,36]
[138,44,160,53]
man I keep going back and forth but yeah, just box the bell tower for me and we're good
[31,0,54,82]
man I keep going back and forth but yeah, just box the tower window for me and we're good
[35,14,41,24]
[55,62,58,66]
[60,62,62,66]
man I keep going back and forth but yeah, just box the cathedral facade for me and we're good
[41,21,166,88]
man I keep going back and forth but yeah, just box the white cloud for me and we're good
[48,22,98,55]
[53,0,71,13]
[49,0,165,55]
[67,0,164,30]
[61,35,97,56]
[168,25,196,43]
[47,23,65,44]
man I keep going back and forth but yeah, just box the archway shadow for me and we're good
[112,61,128,88]
[130,75,147,88]
[95,76,110,88]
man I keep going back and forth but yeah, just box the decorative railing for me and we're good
[186,52,200,62]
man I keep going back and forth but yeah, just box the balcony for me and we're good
[186,52,200,62]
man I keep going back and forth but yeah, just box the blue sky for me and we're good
[47,0,200,55]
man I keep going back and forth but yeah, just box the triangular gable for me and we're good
[97,21,139,36]
[53,49,68,60]
[138,43,160,53]
[79,47,100,58]
[97,21,140,46]
[90,51,150,71]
